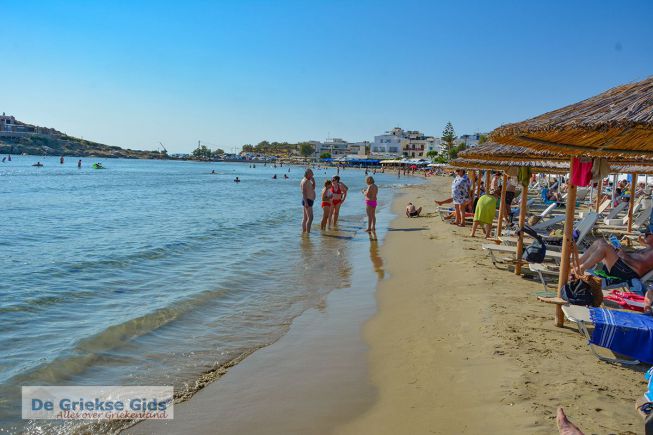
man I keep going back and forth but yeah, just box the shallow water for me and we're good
[0,156,418,433]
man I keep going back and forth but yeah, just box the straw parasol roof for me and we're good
[451,158,653,176]
[491,76,653,157]
[449,158,569,173]
[458,141,565,161]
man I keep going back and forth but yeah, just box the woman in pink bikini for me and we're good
[320,180,333,230]
[330,175,348,226]
[363,176,378,232]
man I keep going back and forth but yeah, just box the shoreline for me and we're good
[124,182,402,435]
[125,175,645,435]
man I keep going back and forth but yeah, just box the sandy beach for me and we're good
[128,176,645,435]
[337,176,645,434]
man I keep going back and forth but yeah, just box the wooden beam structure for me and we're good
[627,173,638,233]
[514,183,529,275]
[595,178,603,213]
[517,136,653,157]
[496,174,508,238]
[555,157,578,327]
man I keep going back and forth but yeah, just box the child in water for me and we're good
[320,180,333,230]
[363,176,378,232]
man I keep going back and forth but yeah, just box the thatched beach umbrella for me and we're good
[491,76,653,326]
[450,157,571,275]
[492,76,653,157]
[458,141,566,161]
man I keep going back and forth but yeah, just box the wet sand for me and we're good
[127,224,387,434]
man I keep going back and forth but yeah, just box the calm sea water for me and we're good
[0,156,418,433]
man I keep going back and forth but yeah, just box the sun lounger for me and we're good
[603,201,628,222]
[529,264,653,294]
[596,204,653,236]
[562,305,647,365]
[482,243,562,268]
[531,214,566,232]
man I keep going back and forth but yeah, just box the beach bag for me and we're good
[519,225,546,263]
[561,278,601,306]
[561,242,603,307]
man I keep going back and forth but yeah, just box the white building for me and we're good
[317,138,349,157]
[457,133,487,148]
[372,127,404,155]
[0,113,16,132]
[425,137,445,155]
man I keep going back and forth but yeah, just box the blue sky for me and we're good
[1,0,652,153]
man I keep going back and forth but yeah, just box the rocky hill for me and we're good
[0,118,168,159]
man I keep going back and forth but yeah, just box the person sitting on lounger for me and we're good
[405,202,422,218]
[574,232,653,283]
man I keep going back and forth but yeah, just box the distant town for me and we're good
[0,113,487,163]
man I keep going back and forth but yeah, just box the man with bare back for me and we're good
[300,169,316,233]
[576,232,653,283]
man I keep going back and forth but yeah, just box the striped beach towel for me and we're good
[590,308,653,364]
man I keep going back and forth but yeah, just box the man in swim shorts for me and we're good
[575,232,653,282]
[300,169,316,233]
[405,202,422,218]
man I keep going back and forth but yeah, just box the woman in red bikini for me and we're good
[320,180,333,230]
[330,175,348,226]
[363,176,378,232]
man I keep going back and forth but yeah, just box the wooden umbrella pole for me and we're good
[496,174,508,239]
[556,158,578,327]
[514,182,529,275]
[594,179,603,213]
[485,170,491,193]
[476,170,482,198]
[627,173,638,233]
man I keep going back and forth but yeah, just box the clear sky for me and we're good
[2,0,652,153]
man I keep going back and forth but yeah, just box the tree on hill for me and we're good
[300,142,315,157]
[320,152,332,159]
[478,134,488,145]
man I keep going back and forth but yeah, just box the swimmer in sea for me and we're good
[234,177,241,183]
[273,174,277,179]
[78,159,82,168]
[363,176,378,232]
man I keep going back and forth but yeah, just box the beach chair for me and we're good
[531,214,566,232]
[574,211,600,249]
[561,305,646,365]
[597,199,612,215]
[488,212,599,270]
[602,201,628,223]
[482,243,562,268]
[529,264,653,294]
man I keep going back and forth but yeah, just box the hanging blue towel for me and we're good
[590,308,653,364]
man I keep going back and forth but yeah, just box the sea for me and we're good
[0,156,419,433]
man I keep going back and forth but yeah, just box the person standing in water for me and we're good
[363,176,378,232]
[77,159,82,169]
[60,156,64,164]
[330,175,348,226]
[320,180,333,230]
[300,169,316,233]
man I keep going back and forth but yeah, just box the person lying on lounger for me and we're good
[574,233,653,283]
